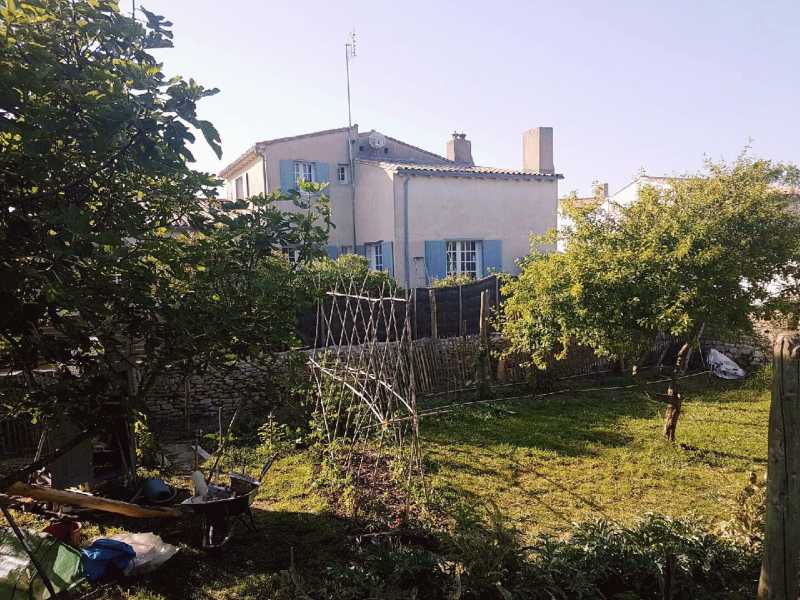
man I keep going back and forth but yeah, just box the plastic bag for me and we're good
[101,533,178,575]
[708,348,746,380]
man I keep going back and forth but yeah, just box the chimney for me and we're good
[447,132,474,165]
[593,181,609,198]
[522,127,554,174]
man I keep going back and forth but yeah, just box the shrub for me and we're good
[298,254,399,299]
[430,273,476,288]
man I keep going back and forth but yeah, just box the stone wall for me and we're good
[143,356,303,438]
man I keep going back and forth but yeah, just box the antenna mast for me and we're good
[345,31,358,248]
[345,31,356,130]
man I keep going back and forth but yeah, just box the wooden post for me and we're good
[758,331,800,600]
[458,285,463,336]
[478,290,490,397]
[429,289,438,340]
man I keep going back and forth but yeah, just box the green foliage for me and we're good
[0,1,330,427]
[501,156,800,368]
[720,471,767,551]
[430,273,475,288]
[297,253,399,301]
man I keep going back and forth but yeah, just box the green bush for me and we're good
[430,273,476,288]
[298,255,399,299]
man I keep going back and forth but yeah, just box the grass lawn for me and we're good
[3,373,769,598]
[421,374,768,542]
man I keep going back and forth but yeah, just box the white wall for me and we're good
[398,175,558,287]
[354,162,396,246]
[224,155,265,200]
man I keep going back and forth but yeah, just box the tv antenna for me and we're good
[345,31,356,131]
[345,30,358,247]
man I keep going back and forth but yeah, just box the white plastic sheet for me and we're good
[101,532,178,575]
[707,348,746,380]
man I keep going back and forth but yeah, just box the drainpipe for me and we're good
[403,176,411,288]
[348,130,357,247]
[255,145,268,194]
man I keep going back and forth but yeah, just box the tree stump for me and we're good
[758,330,800,600]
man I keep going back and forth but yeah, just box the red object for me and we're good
[44,520,82,547]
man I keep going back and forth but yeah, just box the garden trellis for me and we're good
[308,274,423,486]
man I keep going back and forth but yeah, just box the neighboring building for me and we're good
[219,126,562,287]
[557,182,608,251]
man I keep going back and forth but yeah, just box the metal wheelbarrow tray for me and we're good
[181,458,275,549]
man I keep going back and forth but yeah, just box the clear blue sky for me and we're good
[144,0,799,196]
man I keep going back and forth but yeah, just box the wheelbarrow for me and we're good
[181,457,276,549]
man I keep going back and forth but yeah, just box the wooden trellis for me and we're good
[308,275,423,485]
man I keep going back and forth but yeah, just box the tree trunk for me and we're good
[663,341,689,442]
[757,331,800,600]
[662,325,705,442]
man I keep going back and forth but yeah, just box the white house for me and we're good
[219,126,562,287]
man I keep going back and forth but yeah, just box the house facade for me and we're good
[219,126,562,287]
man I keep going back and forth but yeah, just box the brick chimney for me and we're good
[522,127,554,174]
[447,132,474,165]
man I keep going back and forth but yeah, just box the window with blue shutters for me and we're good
[446,240,482,279]
[482,240,503,275]
[424,240,447,282]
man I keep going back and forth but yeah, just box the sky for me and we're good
[142,0,800,197]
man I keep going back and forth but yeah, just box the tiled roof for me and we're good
[358,131,450,163]
[360,159,563,180]
[219,127,353,178]
[559,195,598,208]
[257,126,352,147]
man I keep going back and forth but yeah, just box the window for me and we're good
[235,176,244,199]
[368,243,383,272]
[337,164,349,183]
[340,245,353,255]
[281,247,301,265]
[293,161,315,184]
[446,240,482,278]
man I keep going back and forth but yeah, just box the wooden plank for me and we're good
[7,482,182,519]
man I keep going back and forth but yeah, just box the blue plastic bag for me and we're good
[80,539,135,582]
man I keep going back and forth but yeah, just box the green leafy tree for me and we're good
[500,156,800,440]
[0,1,329,436]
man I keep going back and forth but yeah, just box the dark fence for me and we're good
[297,276,502,347]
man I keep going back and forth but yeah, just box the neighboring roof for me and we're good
[218,145,259,179]
[360,159,563,180]
[609,173,689,197]
[558,195,598,208]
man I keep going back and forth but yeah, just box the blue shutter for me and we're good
[315,162,329,183]
[279,160,296,192]
[482,240,502,276]
[424,240,447,283]
[326,245,340,260]
[355,245,366,257]
[381,241,394,277]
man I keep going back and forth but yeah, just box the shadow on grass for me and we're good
[131,507,350,599]
[421,391,654,458]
